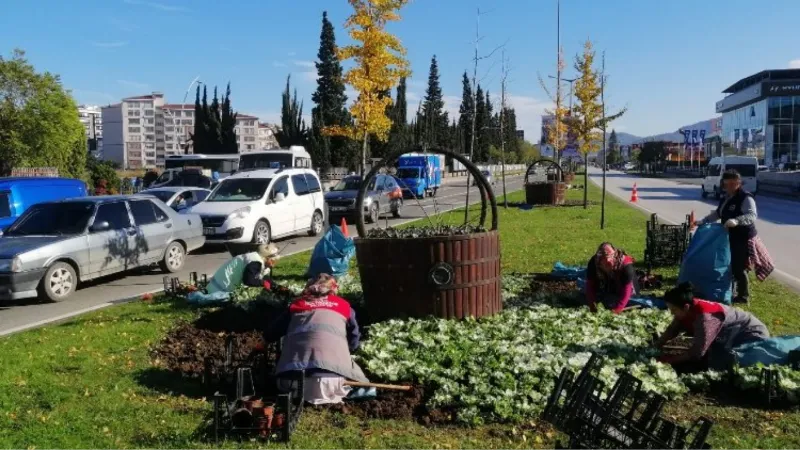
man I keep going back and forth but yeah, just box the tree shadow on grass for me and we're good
[134,366,209,398]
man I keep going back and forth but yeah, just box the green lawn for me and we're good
[1,184,799,449]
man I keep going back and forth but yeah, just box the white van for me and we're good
[702,156,759,199]
[187,167,325,245]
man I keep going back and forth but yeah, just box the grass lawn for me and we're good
[1,183,799,449]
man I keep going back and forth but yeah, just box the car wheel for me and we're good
[252,220,271,244]
[160,242,185,273]
[38,262,77,302]
[714,186,721,200]
[366,203,379,224]
[308,210,324,236]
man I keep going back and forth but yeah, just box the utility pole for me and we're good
[500,50,509,208]
[601,52,608,229]
[556,0,562,180]
[464,7,481,224]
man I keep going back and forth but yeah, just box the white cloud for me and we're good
[506,94,552,143]
[292,60,315,69]
[123,0,186,12]
[90,41,129,48]
[789,59,800,69]
[288,51,297,57]
[109,18,137,32]
[272,61,287,68]
[442,95,462,122]
[117,79,150,91]
[407,78,426,89]
[300,69,318,82]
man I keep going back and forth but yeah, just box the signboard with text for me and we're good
[10,167,59,178]
[762,81,800,97]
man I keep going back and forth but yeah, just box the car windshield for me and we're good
[5,202,95,236]
[331,177,362,191]
[207,178,272,202]
[396,168,420,179]
[726,164,756,177]
[138,190,174,204]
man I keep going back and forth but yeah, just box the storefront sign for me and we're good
[763,81,800,96]
[10,167,59,177]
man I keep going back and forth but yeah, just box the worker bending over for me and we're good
[654,282,769,374]
[264,274,368,405]
[205,244,279,294]
[585,242,640,314]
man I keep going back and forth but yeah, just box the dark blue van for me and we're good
[0,177,89,230]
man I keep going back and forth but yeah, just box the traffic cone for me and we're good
[340,217,350,238]
[689,210,696,229]
[630,183,639,203]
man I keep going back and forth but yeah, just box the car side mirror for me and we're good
[274,193,286,203]
[90,221,111,232]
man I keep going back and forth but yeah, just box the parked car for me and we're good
[702,156,759,199]
[0,196,204,302]
[326,174,403,224]
[188,168,325,245]
[136,187,211,212]
[0,177,88,231]
[472,170,495,187]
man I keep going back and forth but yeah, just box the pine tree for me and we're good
[474,84,488,162]
[276,75,308,147]
[192,85,205,154]
[607,129,620,164]
[484,90,496,149]
[220,82,238,153]
[205,87,222,152]
[421,55,447,149]
[386,77,409,156]
[457,72,474,155]
[311,11,350,170]
[502,107,520,157]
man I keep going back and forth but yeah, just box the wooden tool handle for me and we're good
[344,381,412,391]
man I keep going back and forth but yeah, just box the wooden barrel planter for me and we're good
[353,148,501,321]
[525,160,567,205]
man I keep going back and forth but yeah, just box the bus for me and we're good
[238,146,313,171]
[152,154,241,188]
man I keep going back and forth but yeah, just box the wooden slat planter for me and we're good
[355,231,501,321]
[525,182,566,205]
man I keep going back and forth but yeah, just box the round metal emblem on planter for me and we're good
[429,262,455,286]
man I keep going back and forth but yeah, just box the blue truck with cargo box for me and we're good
[0,177,89,231]
[395,153,443,198]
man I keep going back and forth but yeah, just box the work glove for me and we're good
[724,219,738,229]
[263,279,272,290]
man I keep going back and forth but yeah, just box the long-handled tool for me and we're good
[343,381,412,391]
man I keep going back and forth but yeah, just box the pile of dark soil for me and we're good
[328,387,456,425]
[506,274,582,309]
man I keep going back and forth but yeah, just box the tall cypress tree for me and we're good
[386,77,409,156]
[458,72,474,155]
[421,55,447,149]
[474,84,487,162]
[276,75,308,147]
[220,82,238,153]
[204,87,222,152]
[484,90,496,150]
[192,85,205,154]
[311,11,350,169]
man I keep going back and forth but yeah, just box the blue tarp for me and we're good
[733,336,800,367]
[306,225,356,279]
[552,262,586,280]
[627,296,667,310]
[678,224,733,304]
[186,290,231,306]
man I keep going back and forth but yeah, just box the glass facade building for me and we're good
[716,70,800,166]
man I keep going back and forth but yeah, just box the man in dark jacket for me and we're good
[698,170,772,303]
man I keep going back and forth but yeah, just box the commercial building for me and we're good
[78,105,103,155]
[102,91,273,169]
[715,69,800,166]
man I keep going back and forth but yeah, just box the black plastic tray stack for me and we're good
[644,214,690,271]
[542,353,714,449]
[759,349,800,409]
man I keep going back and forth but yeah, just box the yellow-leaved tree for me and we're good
[324,0,412,174]
[538,48,569,167]
[567,39,625,208]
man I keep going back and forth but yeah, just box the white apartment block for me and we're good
[258,122,280,150]
[102,91,268,169]
[78,105,103,155]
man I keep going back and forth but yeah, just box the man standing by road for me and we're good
[696,170,774,304]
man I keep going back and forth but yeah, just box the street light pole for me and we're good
[181,76,202,154]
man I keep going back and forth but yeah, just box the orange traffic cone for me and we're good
[689,210,696,229]
[630,183,639,203]
[340,217,350,238]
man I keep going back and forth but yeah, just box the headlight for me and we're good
[0,257,22,273]
[364,197,373,206]
[227,206,251,221]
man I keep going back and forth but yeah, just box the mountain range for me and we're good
[608,118,718,145]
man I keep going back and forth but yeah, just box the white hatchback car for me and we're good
[188,168,326,244]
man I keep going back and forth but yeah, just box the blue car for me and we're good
[0,177,89,231]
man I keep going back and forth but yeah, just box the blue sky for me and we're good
[2,0,799,142]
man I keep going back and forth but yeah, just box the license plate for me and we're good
[203,227,215,235]
[330,206,347,212]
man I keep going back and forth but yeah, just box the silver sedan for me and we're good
[0,195,205,302]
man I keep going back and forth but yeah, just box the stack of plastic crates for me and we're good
[542,353,714,449]
[758,349,800,409]
[645,214,690,270]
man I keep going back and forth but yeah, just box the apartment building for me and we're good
[161,104,194,155]
[78,105,103,155]
[236,114,259,152]
[101,92,166,169]
[257,122,280,150]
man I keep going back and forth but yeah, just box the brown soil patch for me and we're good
[328,386,456,424]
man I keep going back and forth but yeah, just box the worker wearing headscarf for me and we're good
[654,282,769,374]
[264,274,367,405]
[206,243,279,294]
[585,242,640,314]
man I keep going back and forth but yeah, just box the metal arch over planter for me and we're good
[352,148,502,321]
[525,159,567,205]
[354,148,498,237]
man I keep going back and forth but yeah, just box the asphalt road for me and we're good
[0,175,525,336]
[588,168,800,293]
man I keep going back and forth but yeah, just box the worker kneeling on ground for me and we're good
[585,242,639,314]
[654,282,769,374]
[264,274,368,405]
[206,244,279,294]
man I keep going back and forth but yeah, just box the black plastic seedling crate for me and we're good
[645,214,690,270]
